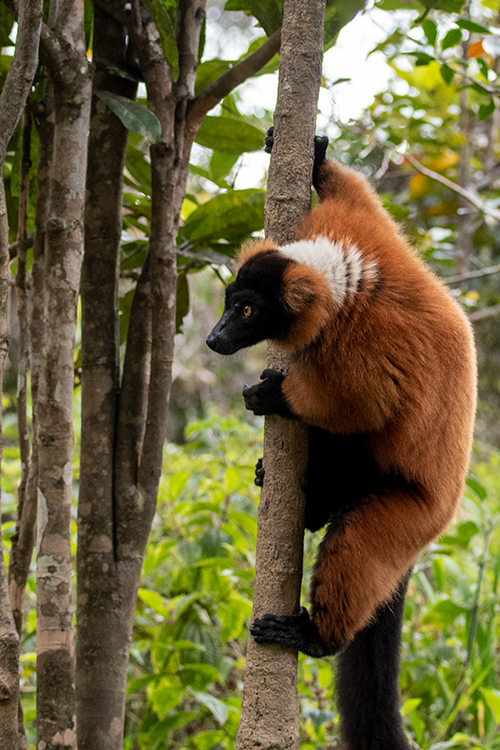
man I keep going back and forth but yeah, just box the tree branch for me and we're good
[0,0,43,157]
[445,263,500,285]
[468,303,500,322]
[403,152,500,222]
[186,28,281,137]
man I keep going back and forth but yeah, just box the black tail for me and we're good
[335,569,412,750]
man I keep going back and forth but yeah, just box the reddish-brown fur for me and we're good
[246,160,476,649]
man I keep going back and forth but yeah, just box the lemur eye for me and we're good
[243,305,252,318]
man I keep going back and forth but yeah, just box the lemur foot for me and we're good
[251,606,337,658]
[254,457,265,487]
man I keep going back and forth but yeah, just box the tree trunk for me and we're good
[36,1,91,747]
[77,9,138,747]
[0,0,42,745]
[236,1,326,748]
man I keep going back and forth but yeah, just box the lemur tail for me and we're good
[335,569,413,750]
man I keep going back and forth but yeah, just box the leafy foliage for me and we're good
[108,414,500,750]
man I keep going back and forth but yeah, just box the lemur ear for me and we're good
[282,266,318,313]
[237,238,278,269]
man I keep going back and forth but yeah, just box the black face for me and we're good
[206,251,292,355]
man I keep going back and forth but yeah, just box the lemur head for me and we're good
[206,241,333,355]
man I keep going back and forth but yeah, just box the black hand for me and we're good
[242,369,295,418]
[250,606,336,658]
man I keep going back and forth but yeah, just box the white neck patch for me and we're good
[279,236,377,307]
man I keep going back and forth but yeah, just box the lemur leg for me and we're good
[252,478,448,655]
[336,569,412,750]
[310,478,448,650]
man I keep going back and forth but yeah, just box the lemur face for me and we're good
[206,251,292,355]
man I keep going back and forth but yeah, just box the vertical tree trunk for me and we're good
[77,9,137,747]
[236,1,326,748]
[36,1,91,747]
[0,0,42,745]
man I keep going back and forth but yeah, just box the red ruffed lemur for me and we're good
[206,131,477,750]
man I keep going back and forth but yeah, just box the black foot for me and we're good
[254,457,265,487]
[242,369,295,418]
[312,135,329,192]
[250,606,335,658]
[264,126,274,153]
[265,127,328,192]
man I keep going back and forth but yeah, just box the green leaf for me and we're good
[421,0,465,10]
[210,152,240,181]
[191,731,226,750]
[126,144,152,195]
[150,684,183,718]
[0,4,14,46]
[426,599,466,626]
[225,0,282,35]
[190,689,228,725]
[441,520,479,548]
[195,116,265,154]
[441,28,463,51]
[375,0,420,8]
[482,688,500,723]
[440,64,454,85]
[401,698,422,716]
[224,466,239,493]
[422,19,437,46]
[195,59,232,96]
[96,91,162,143]
[407,52,436,66]
[477,57,489,81]
[141,0,179,80]
[182,188,265,245]
[456,19,491,34]
[138,588,169,616]
[466,477,487,500]
[478,99,495,121]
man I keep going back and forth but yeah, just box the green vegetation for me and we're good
[4,411,499,749]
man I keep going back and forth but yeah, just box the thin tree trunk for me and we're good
[236,1,326,748]
[9,112,32,640]
[35,1,91,746]
[0,0,42,745]
[77,9,138,747]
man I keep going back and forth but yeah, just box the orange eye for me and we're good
[243,305,252,318]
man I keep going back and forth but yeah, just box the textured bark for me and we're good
[77,4,206,748]
[76,9,138,748]
[9,93,56,635]
[9,112,32,637]
[0,0,42,746]
[236,1,326,748]
[35,1,91,747]
[74,1,285,744]
[0,178,21,750]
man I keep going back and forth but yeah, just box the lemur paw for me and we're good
[254,457,265,487]
[264,127,328,165]
[250,606,335,658]
[242,369,286,416]
[264,126,274,153]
